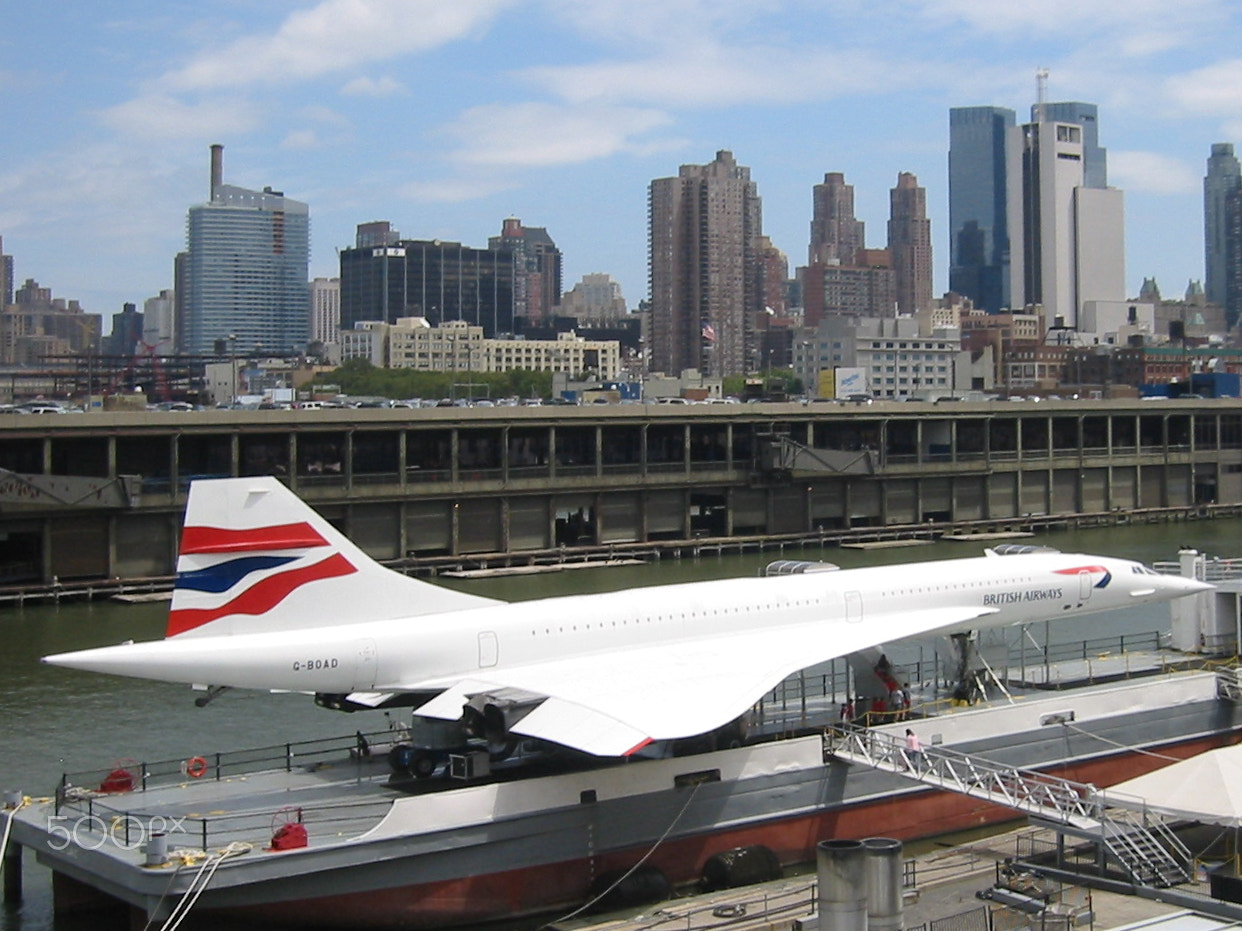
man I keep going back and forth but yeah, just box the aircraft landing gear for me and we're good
[388,745,439,779]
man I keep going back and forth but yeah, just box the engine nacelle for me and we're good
[462,688,544,756]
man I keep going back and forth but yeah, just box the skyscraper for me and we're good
[948,106,1015,313]
[338,223,516,337]
[648,150,762,377]
[808,172,865,266]
[1204,142,1241,314]
[1036,102,1107,188]
[309,277,341,347]
[0,236,12,309]
[489,218,562,326]
[1227,186,1242,330]
[1006,115,1124,328]
[887,172,933,314]
[184,145,310,356]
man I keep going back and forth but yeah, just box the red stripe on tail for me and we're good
[180,522,326,555]
[167,552,356,636]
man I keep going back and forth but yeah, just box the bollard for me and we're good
[146,832,169,867]
[2,790,19,810]
[863,837,904,931]
[817,839,867,931]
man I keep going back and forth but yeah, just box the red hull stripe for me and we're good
[623,738,653,756]
[166,552,356,636]
[180,522,327,555]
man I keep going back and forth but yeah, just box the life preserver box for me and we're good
[184,756,208,779]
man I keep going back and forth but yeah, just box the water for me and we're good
[1,518,1237,930]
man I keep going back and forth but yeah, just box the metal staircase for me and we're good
[1098,806,1193,888]
[824,724,1192,888]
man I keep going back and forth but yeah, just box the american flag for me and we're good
[701,324,716,342]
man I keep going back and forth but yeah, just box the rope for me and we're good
[1064,723,1184,762]
[539,780,703,930]
[0,798,27,880]
[154,842,252,931]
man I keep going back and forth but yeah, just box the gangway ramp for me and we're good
[823,724,1192,889]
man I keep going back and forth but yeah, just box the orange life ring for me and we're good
[185,756,208,779]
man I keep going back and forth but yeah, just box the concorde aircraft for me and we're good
[45,477,1211,759]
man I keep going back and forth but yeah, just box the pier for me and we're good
[0,397,1240,588]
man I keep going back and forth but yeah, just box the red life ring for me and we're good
[185,756,208,779]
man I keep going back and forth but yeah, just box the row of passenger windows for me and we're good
[522,575,1045,637]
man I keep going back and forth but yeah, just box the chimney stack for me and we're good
[210,144,223,198]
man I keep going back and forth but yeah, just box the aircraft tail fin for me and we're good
[167,476,499,638]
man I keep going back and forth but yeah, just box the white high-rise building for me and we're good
[142,289,175,349]
[309,277,340,346]
[1007,117,1124,329]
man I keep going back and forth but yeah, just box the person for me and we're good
[889,686,906,721]
[904,728,924,771]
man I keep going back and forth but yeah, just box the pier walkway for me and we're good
[824,724,1193,889]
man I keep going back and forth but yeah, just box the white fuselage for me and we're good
[48,552,1202,696]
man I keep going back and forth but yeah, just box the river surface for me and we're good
[2,517,1239,931]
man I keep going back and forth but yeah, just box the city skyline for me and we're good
[4,1,1242,321]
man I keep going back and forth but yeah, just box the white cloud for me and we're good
[98,93,262,141]
[442,102,674,168]
[542,0,790,47]
[282,129,320,149]
[164,0,511,91]
[1166,59,1242,116]
[525,43,907,109]
[400,176,517,203]
[0,143,193,306]
[302,104,351,127]
[910,0,1225,43]
[341,76,405,97]
[1110,151,1200,196]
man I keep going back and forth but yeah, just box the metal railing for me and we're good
[55,728,400,811]
[1154,555,1242,583]
[758,630,1165,723]
[824,725,1100,827]
[825,725,1194,889]
[53,790,393,853]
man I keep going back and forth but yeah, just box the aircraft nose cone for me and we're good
[1172,575,1214,594]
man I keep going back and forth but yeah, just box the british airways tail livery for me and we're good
[44,477,1211,758]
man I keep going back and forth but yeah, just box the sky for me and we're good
[4,0,1242,324]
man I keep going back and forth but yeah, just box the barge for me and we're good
[5,665,1241,929]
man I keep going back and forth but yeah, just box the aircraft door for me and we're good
[354,638,378,690]
[478,631,499,668]
[1078,570,1093,603]
[845,591,864,623]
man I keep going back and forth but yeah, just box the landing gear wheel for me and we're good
[412,752,436,779]
[387,744,415,775]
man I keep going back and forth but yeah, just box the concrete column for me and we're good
[344,431,354,492]
[2,837,20,903]
[287,434,298,492]
[863,837,903,931]
[816,839,866,931]
[549,426,557,480]
[397,430,407,491]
